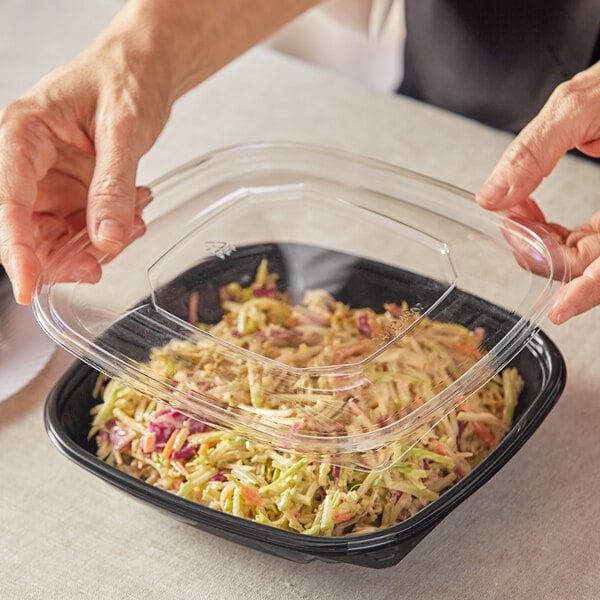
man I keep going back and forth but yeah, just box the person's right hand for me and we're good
[0,0,322,305]
[0,16,174,305]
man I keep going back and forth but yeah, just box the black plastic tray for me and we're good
[44,244,566,568]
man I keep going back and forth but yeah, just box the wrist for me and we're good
[99,0,322,104]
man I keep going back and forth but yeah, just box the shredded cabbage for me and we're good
[90,260,523,536]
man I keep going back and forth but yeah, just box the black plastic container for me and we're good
[44,245,566,568]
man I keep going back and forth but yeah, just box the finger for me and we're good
[477,65,600,210]
[135,185,153,213]
[48,249,102,285]
[502,201,570,271]
[500,216,566,280]
[31,212,68,240]
[37,169,89,226]
[549,257,600,324]
[63,185,150,238]
[3,157,92,302]
[505,197,547,222]
[477,113,573,209]
[129,214,147,243]
[85,216,147,266]
[592,208,600,232]
[576,138,600,158]
[476,128,561,211]
[565,225,596,248]
[0,139,46,304]
[35,162,91,216]
[87,114,145,255]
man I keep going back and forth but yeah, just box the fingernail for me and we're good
[97,219,125,252]
[478,174,509,206]
[552,308,576,324]
[11,281,22,304]
[549,299,576,324]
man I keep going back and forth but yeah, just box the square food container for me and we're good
[39,142,567,567]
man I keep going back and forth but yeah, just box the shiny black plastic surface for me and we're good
[44,245,566,568]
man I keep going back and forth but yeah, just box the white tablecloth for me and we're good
[1,2,599,598]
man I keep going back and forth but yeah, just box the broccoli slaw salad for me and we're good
[89,260,523,536]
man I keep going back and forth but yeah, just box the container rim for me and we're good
[33,141,570,466]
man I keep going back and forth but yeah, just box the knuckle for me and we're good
[576,239,600,276]
[88,177,135,230]
[89,176,133,206]
[0,98,44,133]
[547,78,587,119]
[0,100,54,175]
[503,137,546,180]
[0,99,31,125]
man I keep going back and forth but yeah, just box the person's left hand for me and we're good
[476,61,600,324]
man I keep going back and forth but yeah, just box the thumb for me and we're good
[476,113,571,211]
[476,66,600,210]
[87,119,144,254]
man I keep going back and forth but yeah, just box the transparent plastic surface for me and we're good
[33,142,568,470]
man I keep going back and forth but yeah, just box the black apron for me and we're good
[399,0,600,133]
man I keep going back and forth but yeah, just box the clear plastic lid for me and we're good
[33,142,568,470]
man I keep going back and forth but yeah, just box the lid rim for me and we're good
[32,141,567,469]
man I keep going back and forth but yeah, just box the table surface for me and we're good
[1,2,599,599]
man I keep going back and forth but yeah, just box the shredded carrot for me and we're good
[142,431,156,453]
[332,340,374,365]
[453,342,482,360]
[161,429,179,460]
[347,399,366,417]
[471,421,496,448]
[371,322,384,335]
[412,394,424,407]
[198,442,210,455]
[333,511,354,523]
[240,486,264,506]
[430,440,450,456]
[462,403,496,448]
